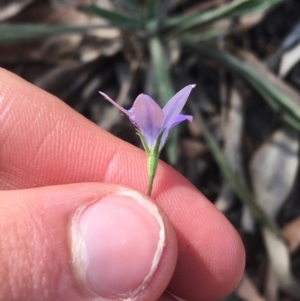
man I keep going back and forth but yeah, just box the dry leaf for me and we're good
[0,0,35,21]
[263,228,300,300]
[216,85,246,213]
[279,41,300,77]
[239,51,300,108]
[250,126,300,299]
[250,126,299,220]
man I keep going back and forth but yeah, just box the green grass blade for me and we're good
[148,36,178,164]
[146,0,159,20]
[164,0,283,33]
[148,37,174,104]
[195,44,300,131]
[124,0,141,11]
[165,0,248,28]
[86,4,142,28]
[0,23,102,44]
[144,0,160,34]
[180,27,229,43]
[191,103,280,236]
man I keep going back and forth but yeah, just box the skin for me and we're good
[0,68,245,301]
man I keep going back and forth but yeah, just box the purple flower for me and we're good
[99,84,195,152]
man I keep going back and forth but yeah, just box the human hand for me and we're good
[0,68,245,301]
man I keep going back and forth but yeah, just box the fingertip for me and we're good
[161,186,245,301]
[205,214,245,299]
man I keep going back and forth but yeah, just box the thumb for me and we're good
[0,183,177,301]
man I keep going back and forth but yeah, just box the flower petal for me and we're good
[128,94,164,150]
[162,84,195,129]
[158,114,193,152]
[169,114,193,128]
[99,91,129,116]
[158,130,169,152]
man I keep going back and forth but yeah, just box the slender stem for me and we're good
[147,153,159,196]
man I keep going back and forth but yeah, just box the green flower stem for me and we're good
[147,153,159,196]
[138,129,165,196]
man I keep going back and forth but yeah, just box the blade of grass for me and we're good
[165,0,249,28]
[191,102,280,236]
[86,4,142,28]
[164,0,283,33]
[180,26,230,43]
[149,37,174,104]
[148,36,178,164]
[0,23,103,44]
[194,44,300,131]
[146,0,159,20]
[144,0,160,34]
[124,0,141,11]
[219,0,283,18]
